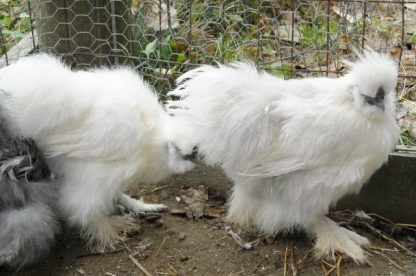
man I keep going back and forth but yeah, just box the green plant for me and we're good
[399,129,416,147]
[0,1,31,53]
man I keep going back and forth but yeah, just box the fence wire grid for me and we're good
[2,0,416,143]
[1,0,416,101]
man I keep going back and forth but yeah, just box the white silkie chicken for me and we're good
[168,50,399,262]
[0,54,196,252]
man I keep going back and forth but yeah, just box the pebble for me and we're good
[216,242,226,247]
[160,189,170,199]
[153,219,164,228]
[178,232,187,241]
[180,256,189,262]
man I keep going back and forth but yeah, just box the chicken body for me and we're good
[168,50,399,262]
[0,120,59,270]
[0,54,195,250]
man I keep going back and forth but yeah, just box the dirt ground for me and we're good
[4,164,416,276]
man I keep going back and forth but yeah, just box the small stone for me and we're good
[178,232,187,241]
[180,256,189,262]
[160,189,170,200]
[216,242,225,247]
[153,219,164,228]
[77,268,86,275]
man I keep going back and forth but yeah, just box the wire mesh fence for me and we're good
[2,0,416,143]
[1,0,416,99]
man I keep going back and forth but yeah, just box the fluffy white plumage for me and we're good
[168,50,399,262]
[0,54,195,250]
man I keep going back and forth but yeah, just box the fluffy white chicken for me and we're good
[168,50,399,262]
[0,54,196,251]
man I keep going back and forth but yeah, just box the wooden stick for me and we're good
[141,185,168,195]
[290,245,297,276]
[167,263,177,274]
[368,249,406,272]
[320,261,327,276]
[336,255,342,276]
[283,246,288,276]
[363,222,416,256]
[155,237,167,257]
[367,245,398,252]
[77,248,125,258]
[128,254,153,276]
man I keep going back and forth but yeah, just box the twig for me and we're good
[122,239,133,254]
[368,249,406,272]
[283,246,288,276]
[228,271,243,276]
[105,273,116,276]
[367,245,398,253]
[321,260,336,276]
[155,237,167,256]
[336,255,342,276]
[216,235,228,241]
[320,259,335,269]
[325,266,336,276]
[394,223,416,233]
[320,261,327,276]
[77,248,125,258]
[290,245,297,276]
[141,185,168,195]
[367,213,394,224]
[363,222,416,256]
[167,263,178,274]
[128,254,153,276]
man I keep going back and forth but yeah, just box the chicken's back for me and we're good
[0,54,168,162]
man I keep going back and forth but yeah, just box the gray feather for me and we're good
[0,120,59,270]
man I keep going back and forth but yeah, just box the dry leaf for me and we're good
[338,34,351,51]
[389,46,402,60]
[332,5,363,24]
[171,186,225,219]
[181,185,207,219]
[274,26,301,43]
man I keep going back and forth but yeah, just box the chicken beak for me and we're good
[184,147,198,162]
[362,87,385,111]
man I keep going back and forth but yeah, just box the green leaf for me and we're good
[228,14,243,22]
[143,38,158,58]
[160,35,171,61]
[176,53,186,63]
[2,29,26,38]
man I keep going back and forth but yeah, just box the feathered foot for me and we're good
[84,215,139,252]
[117,193,168,218]
[311,216,369,263]
[225,186,254,228]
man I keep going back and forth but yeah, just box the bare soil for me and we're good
[4,164,416,276]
